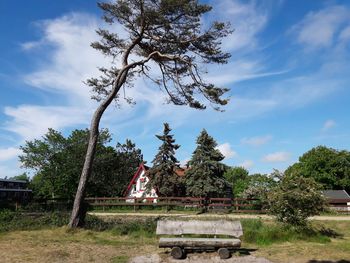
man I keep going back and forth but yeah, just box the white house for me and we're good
[124,163,187,201]
[124,163,158,200]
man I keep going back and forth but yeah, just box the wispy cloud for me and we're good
[209,0,268,52]
[241,135,272,147]
[262,151,291,163]
[4,105,90,141]
[239,160,254,169]
[322,119,336,132]
[216,143,237,159]
[290,5,350,50]
[0,147,21,162]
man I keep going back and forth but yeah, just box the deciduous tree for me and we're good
[20,129,143,199]
[224,166,249,197]
[285,146,350,192]
[268,174,326,227]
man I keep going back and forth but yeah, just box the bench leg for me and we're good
[218,248,230,259]
[171,247,184,259]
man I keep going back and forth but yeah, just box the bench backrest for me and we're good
[156,220,243,238]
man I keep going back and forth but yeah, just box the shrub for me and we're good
[0,210,69,232]
[268,175,326,227]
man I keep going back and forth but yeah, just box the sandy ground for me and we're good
[89,212,350,221]
[130,253,273,263]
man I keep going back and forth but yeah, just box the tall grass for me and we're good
[241,219,332,245]
[0,209,339,246]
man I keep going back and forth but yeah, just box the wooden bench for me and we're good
[156,219,243,259]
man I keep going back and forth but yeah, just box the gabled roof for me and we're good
[123,163,188,196]
[124,163,149,196]
[323,190,350,202]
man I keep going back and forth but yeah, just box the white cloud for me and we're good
[22,13,111,102]
[4,105,90,141]
[239,160,254,169]
[0,164,22,178]
[0,147,21,162]
[3,7,348,148]
[262,151,291,163]
[322,119,336,132]
[339,26,350,42]
[241,135,272,147]
[216,143,237,159]
[291,5,350,49]
[209,0,268,52]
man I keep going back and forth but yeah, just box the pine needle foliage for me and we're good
[185,129,227,197]
[147,123,182,196]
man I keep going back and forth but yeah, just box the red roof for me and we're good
[124,163,149,196]
[124,163,188,196]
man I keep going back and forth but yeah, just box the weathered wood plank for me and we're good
[159,237,241,248]
[156,220,243,237]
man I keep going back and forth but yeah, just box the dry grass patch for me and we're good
[0,227,159,263]
[251,221,350,263]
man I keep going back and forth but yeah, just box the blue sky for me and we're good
[1,0,350,178]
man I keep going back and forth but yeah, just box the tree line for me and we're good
[12,123,350,227]
[17,123,350,203]
[19,128,143,199]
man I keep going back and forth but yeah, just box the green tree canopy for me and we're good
[285,146,350,192]
[185,129,227,197]
[9,173,30,182]
[147,123,182,196]
[20,128,142,199]
[242,171,280,209]
[268,174,326,227]
[224,166,249,197]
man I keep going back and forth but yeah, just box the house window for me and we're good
[132,184,136,193]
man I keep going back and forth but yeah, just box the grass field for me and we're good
[0,212,349,262]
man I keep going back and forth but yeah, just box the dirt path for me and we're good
[89,212,350,221]
[130,253,273,263]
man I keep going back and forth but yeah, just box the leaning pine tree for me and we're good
[147,123,182,197]
[69,0,232,227]
[185,129,227,198]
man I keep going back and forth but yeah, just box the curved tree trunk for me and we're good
[68,108,104,228]
[68,70,129,228]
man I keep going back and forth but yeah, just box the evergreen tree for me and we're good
[185,129,227,197]
[148,123,181,196]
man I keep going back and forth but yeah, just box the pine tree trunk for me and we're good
[68,68,129,228]
[68,109,102,228]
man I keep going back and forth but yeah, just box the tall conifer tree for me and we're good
[185,129,227,197]
[148,123,182,196]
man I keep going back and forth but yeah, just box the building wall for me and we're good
[126,170,158,201]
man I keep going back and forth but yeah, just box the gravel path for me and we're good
[130,253,273,263]
[89,212,350,221]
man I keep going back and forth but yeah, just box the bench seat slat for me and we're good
[159,237,241,248]
[156,220,243,237]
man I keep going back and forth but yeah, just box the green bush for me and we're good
[268,175,326,227]
[0,210,69,232]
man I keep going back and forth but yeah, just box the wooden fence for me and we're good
[4,197,349,214]
[84,197,266,213]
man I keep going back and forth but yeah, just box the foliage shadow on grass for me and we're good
[308,261,350,263]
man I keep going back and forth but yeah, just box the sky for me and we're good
[0,0,350,178]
